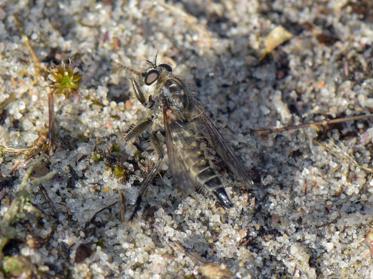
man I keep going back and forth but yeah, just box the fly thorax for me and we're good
[162,79,190,113]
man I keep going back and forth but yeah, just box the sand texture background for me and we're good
[0,0,373,278]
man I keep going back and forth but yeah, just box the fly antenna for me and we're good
[114,60,142,76]
[145,59,155,68]
[145,52,158,68]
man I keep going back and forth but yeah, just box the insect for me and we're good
[125,57,251,219]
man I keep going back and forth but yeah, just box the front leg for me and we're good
[131,80,146,105]
[124,118,153,141]
[129,132,164,220]
[131,79,155,109]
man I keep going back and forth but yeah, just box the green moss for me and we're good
[110,144,121,154]
[96,239,105,248]
[3,256,32,277]
[113,165,126,180]
[91,152,103,162]
[49,63,81,97]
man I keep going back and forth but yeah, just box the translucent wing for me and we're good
[163,107,196,195]
[192,99,252,185]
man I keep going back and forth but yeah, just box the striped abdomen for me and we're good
[175,127,233,208]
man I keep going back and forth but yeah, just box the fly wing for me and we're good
[192,99,252,185]
[163,107,196,194]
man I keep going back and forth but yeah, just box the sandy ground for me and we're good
[1,0,373,278]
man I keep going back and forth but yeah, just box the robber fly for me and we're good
[124,57,251,219]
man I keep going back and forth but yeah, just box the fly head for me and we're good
[141,62,192,116]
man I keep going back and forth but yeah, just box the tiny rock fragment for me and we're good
[199,263,233,279]
[31,161,50,178]
[112,37,121,50]
[332,0,350,13]
[273,90,291,124]
[360,127,373,145]
[315,80,326,89]
[102,185,111,193]
[238,228,247,239]
[365,230,373,257]
[316,32,338,46]
[143,205,158,222]
[26,234,43,249]
[125,99,133,110]
[75,243,93,263]
[261,26,293,59]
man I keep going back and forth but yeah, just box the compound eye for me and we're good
[159,63,173,72]
[144,69,159,85]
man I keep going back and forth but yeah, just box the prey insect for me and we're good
[125,57,251,219]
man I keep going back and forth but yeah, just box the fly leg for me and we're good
[129,132,164,220]
[124,79,155,141]
[131,79,155,109]
[124,118,153,141]
[131,79,146,105]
